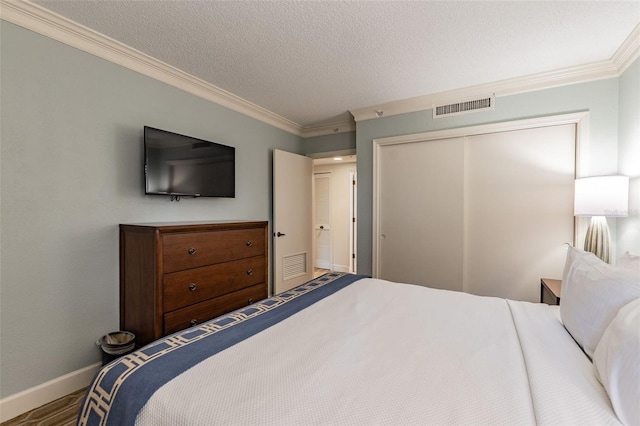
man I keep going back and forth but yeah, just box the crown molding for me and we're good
[612,22,640,73]
[0,0,307,136]
[351,23,640,123]
[350,60,619,122]
[3,1,637,134]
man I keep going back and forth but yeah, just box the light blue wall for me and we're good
[355,78,621,275]
[0,22,302,397]
[617,58,640,256]
[302,131,356,156]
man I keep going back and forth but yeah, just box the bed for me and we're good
[77,247,639,425]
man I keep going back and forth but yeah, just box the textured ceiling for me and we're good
[33,0,640,128]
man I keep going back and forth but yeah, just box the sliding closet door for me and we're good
[377,137,465,291]
[374,117,579,302]
[463,124,575,301]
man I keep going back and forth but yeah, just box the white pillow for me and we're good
[560,246,640,358]
[618,251,640,272]
[561,244,591,284]
[593,298,640,426]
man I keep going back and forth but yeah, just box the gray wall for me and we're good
[355,78,623,275]
[0,22,302,397]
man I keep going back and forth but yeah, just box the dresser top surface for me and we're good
[120,220,268,231]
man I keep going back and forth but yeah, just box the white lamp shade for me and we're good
[574,176,629,217]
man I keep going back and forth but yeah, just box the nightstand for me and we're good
[540,278,561,305]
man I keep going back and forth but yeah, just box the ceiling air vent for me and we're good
[433,95,495,119]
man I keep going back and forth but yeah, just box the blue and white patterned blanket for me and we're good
[78,272,621,426]
[77,272,366,426]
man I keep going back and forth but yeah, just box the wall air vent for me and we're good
[283,252,307,280]
[433,95,495,119]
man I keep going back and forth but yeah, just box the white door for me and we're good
[314,172,332,270]
[273,150,313,294]
[377,137,465,291]
[463,124,575,301]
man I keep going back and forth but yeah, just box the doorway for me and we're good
[312,155,357,275]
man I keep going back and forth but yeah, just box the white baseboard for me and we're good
[332,264,350,273]
[0,362,101,423]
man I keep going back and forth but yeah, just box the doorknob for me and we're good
[276,232,286,237]
[319,225,324,229]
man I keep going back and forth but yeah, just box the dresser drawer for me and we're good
[162,228,265,273]
[163,283,267,335]
[163,256,265,312]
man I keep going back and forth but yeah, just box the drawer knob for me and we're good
[248,298,253,305]
[246,269,253,276]
[189,283,197,291]
[246,241,253,247]
[190,319,198,326]
[188,247,196,255]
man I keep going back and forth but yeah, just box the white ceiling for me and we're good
[31,0,640,129]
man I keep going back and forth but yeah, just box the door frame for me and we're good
[350,170,357,273]
[310,152,357,274]
[372,112,590,278]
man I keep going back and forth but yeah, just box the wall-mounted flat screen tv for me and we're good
[144,126,235,198]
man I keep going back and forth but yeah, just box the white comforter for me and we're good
[137,278,620,425]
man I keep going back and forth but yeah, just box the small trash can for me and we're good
[98,331,136,365]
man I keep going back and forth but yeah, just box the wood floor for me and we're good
[314,267,331,278]
[1,388,85,426]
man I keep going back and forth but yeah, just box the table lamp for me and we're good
[574,175,629,263]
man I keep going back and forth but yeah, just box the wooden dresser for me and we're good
[120,221,268,346]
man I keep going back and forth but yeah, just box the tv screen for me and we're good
[144,126,235,198]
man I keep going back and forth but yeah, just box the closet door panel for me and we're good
[377,138,464,291]
[463,124,575,301]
